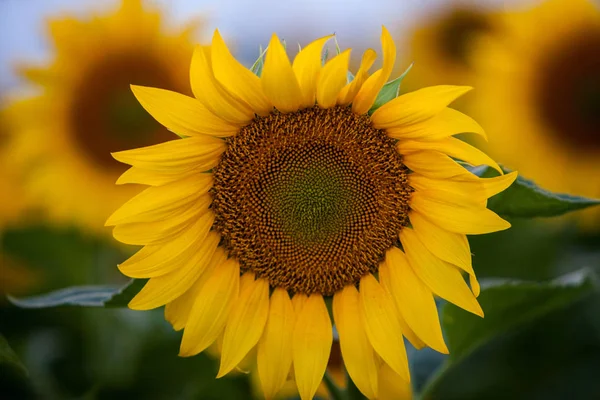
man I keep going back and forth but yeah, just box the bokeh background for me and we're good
[1,0,599,399]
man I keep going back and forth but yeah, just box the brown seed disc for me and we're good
[211,106,412,295]
[436,8,494,66]
[69,52,176,173]
[535,26,600,152]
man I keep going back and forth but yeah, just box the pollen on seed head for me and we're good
[211,106,412,295]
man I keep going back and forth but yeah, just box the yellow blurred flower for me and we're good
[471,0,600,225]
[0,107,30,230]
[107,27,515,400]
[402,2,502,89]
[3,0,201,234]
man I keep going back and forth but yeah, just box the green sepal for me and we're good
[368,63,413,114]
[322,47,330,66]
[250,45,266,78]
[347,70,355,83]
[471,165,600,218]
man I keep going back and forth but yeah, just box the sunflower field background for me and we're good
[1,0,599,399]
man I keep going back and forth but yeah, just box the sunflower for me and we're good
[108,28,516,400]
[471,0,600,224]
[4,0,200,233]
[402,1,501,89]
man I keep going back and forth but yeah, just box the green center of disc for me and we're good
[268,146,354,244]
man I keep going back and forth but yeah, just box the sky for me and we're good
[0,0,517,93]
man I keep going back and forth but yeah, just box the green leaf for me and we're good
[0,334,27,377]
[104,279,147,308]
[473,166,600,218]
[7,279,144,308]
[368,63,413,114]
[250,45,266,77]
[0,334,33,399]
[419,269,599,399]
[444,269,597,362]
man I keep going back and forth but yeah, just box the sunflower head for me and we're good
[405,3,500,87]
[471,0,600,224]
[108,27,515,400]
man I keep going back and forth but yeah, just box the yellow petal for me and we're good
[257,288,296,400]
[410,175,485,207]
[292,35,334,107]
[292,293,308,314]
[359,274,410,382]
[397,137,502,175]
[353,26,396,114]
[262,34,303,113]
[111,209,197,246]
[371,86,472,129]
[470,274,481,298]
[410,191,511,235]
[333,285,379,399]
[179,258,240,357]
[379,363,413,400]
[116,167,199,186]
[190,45,255,124]
[211,29,272,116]
[387,107,487,141]
[117,206,213,277]
[218,276,270,378]
[338,48,377,105]
[112,136,226,173]
[402,151,477,180]
[128,232,220,310]
[377,263,426,351]
[131,85,239,137]
[409,172,518,205]
[400,228,483,317]
[409,210,473,274]
[164,247,228,331]
[479,171,519,198]
[382,248,448,353]
[316,49,352,109]
[106,174,212,226]
[293,294,333,400]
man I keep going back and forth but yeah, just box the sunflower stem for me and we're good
[323,370,345,400]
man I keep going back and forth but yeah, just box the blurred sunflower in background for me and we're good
[471,0,600,225]
[108,27,515,400]
[0,109,37,296]
[3,0,201,235]
[401,1,501,89]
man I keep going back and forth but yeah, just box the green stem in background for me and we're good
[323,370,345,400]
